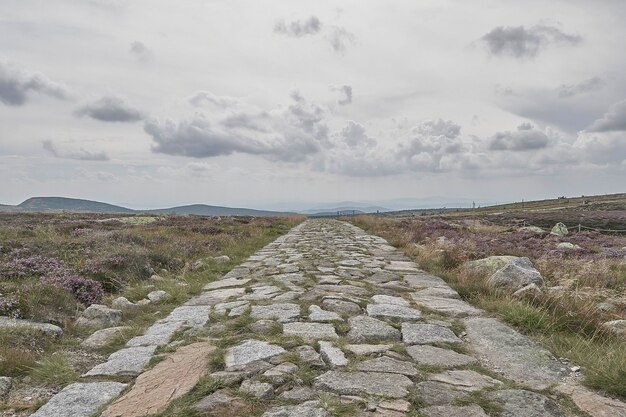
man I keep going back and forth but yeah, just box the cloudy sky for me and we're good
[1,0,625,210]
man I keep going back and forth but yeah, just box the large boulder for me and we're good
[76,304,122,328]
[0,316,63,338]
[551,222,569,237]
[464,256,544,291]
[602,320,626,336]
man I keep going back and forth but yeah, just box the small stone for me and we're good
[557,242,581,250]
[240,380,274,399]
[279,386,318,401]
[225,340,286,369]
[347,316,401,343]
[295,345,325,368]
[314,371,413,398]
[76,304,123,328]
[249,320,280,333]
[214,255,231,263]
[193,389,252,415]
[513,283,542,298]
[283,322,338,340]
[401,323,461,345]
[0,376,12,398]
[551,222,569,237]
[421,405,489,417]
[319,341,348,368]
[111,296,138,310]
[147,290,168,303]
[378,399,410,412]
[603,319,626,336]
[30,382,127,417]
[81,326,131,350]
[263,362,298,384]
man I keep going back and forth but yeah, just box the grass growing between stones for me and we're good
[348,215,626,400]
[28,353,79,386]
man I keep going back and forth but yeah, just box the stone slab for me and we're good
[31,382,126,417]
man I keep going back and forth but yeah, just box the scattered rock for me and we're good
[147,290,168,303]
[112,297,138,310]
[214,255,231,263]
[0,376,12,398]
[81,326,131,350]
[347,315,401,342]
[519,226,545,234]
[602,320,626,336]
[512,283,542,298]
[488,261,544,291]
[318,341,348,368]
[30,382,127,417]
[551,222,569,237]
[0,316,63,338]
[76,304,122,328]
[249,319,279,333]
[102,343,215,417]
[557,242,581,250]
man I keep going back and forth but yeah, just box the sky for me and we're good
[1,0,625,211]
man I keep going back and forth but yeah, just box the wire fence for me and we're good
[519,220,626,234]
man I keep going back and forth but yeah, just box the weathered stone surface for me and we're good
[489,262,544,291]
[147,290,168,303]
[465,318,566,390]
[429,370,502,391]
[402,323,461,345]
[557,242,581,250]
[0,316,63,338]
[464,255,535,276]
[551,222,569,236]
[112,296,138,310]
[240,380,274,399]
[0,377,12,398]
[345,344,393,355]
[30,382,126,417]
[214,255,231,263]
[410,294,483,317]
[318,341,348,368]
[296,345,325,367]
[406,345,476,368]
[356,356,417,376]
[386,260,419,272]
[185,287,246,305]
[204,277,251,290]
[251,303,300,322]
[314,371,413,398]
[102,343,215,417]
[603,319,626,336]
[193,389,252,416]
[420,405,489,417]
[404,273,448,288]
[164,305,210,326]
[241,285,283,300]
[283,322,338,340]
[263,362,298,384]
[415,381,467,405]
[487,389,565,417]
[366,303,421,321]
[315,284,370,296]
[85,346,157,377]
[278,386,318,401]
[81,326,131,350]
[372,295,409,306]
[225,340,286,368]
[126,320,184,347]
[556,384,626,417]
[322,298,361,315]
[414,286,460,299]
[76,304,122,328]
[367,270,400,283]
[309,305,343,322]
[347,316,401,342]
[263,400,329,417]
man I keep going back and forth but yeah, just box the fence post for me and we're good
[578,224,581,233]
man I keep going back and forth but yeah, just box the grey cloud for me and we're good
[0,61,69,106]
[480,24,581,58]
[557,77,604,98]
[188,91,239,108]
[74,96,144,122]
[331,85,352,105]
[586,99,626,132]
[129,41,154,62]
[274,16,321,37]
[338,121,376,148]
[326,26,355,53]
[145,93,327,162]
[489,125,550,151]
[42,140,109,161]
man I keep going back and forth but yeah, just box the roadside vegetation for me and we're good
[0,212,303,411]
[348,214,626,399]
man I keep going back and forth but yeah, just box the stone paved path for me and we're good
[32,219,626,417]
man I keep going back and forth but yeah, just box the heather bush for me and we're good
[0,255,68,279]
[40,274,104,306]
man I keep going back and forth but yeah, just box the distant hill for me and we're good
[15,197,134,213]
[0,197,293,217]
[301,205,390,215]
[145,204,293,217]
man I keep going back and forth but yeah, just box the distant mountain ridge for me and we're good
[0,197,294,217]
